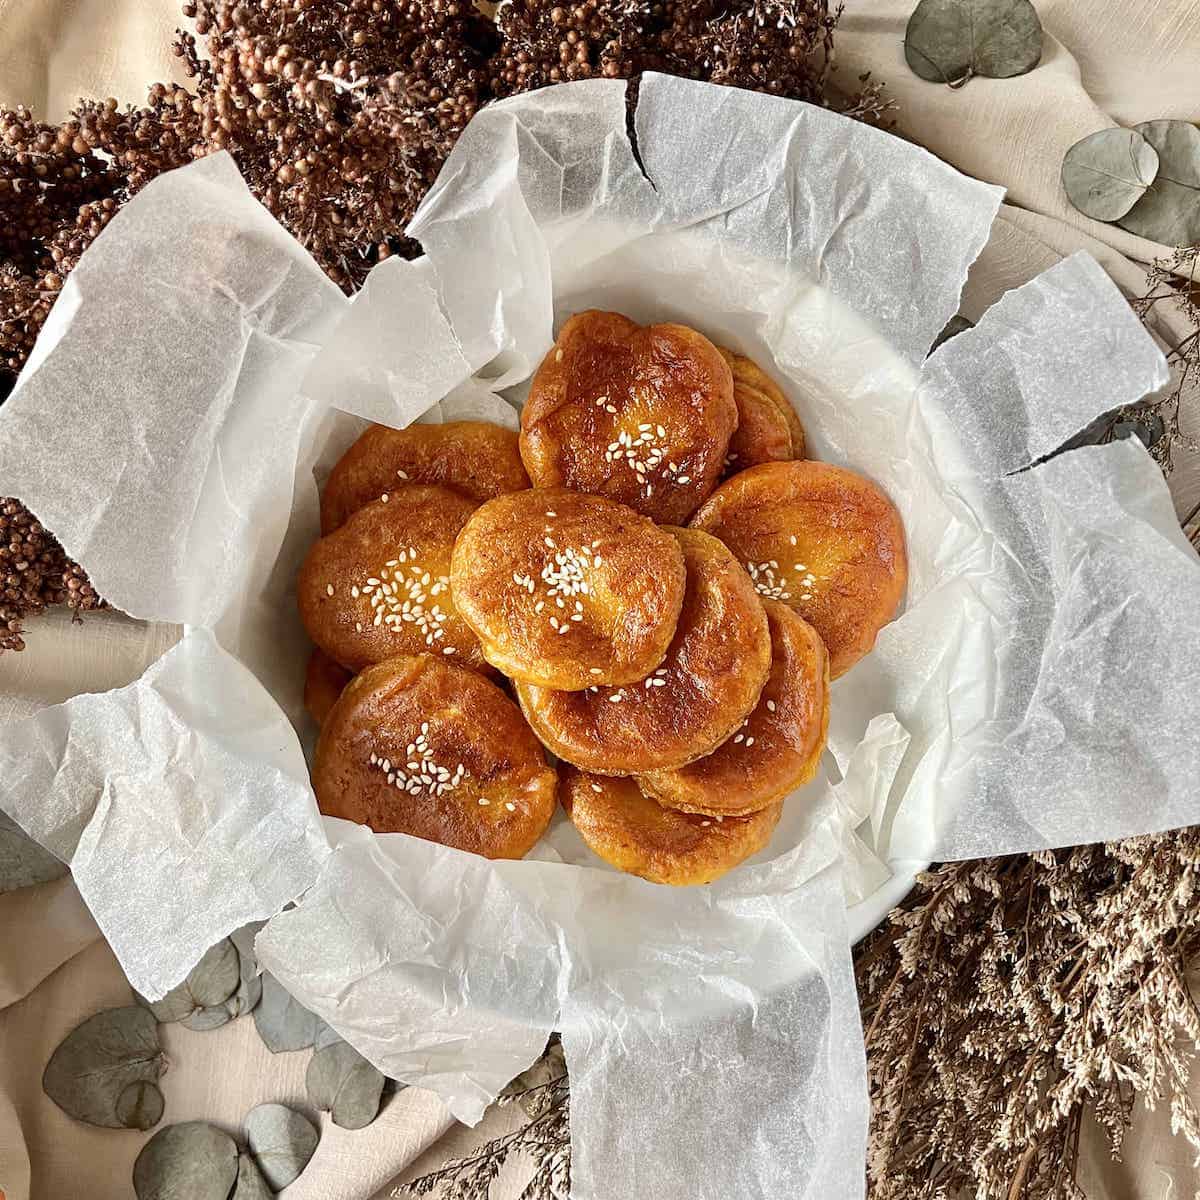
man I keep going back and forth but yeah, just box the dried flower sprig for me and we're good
[396,1061,570,1200]
[856,830,1200,1200]
[1129,243,1200,484]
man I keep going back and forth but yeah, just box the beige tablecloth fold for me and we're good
[1,2,1198,1198]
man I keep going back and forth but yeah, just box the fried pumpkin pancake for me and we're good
[321,420,530,534]
[298,484,490,674]
[516,527,771,773]
[561,767,782,886]
[314,656,557,858]
[690,461,907,679]
[718,348,806,469]
[639,600,829,816]
[303,649,353,726]
[717,347,805,475]
[519,311,737,524]
[450,488,686,690]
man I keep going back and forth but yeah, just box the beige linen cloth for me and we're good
[1,2,1199,1198]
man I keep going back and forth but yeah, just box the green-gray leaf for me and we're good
[43,1006,166,1128]
[1062,128,1160,222]
[181,1004,233,1032]
[306,1041,386,1130]
[245,1103,319,1190]
[904,0,1043,87]
[0,810,68,894]
[115,1081,165,1131]
[253,973,323,1053]
[133,1122,239,1200]
[232,1153,274,1200]
[138,938,241,1024]
[225,923,265,1018]
[1117,120,1200,246]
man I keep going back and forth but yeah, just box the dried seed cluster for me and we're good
[0,0,886,651]
[0,498,102,652]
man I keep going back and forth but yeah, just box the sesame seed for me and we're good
[443,646,456,655]
[589,667,603,675]
[789,535,797,545]
[745,737,755,747]
[479,797,490,806]
[591,783,603,793]
[355,622,363,633]
[766,700,776,712]
[546,510,557,517]
[733,734,745,744]
[381,493,389,503]
[555,348,563,362]
[326,583,334,596]
[505,802,516,812]
[701,820,712,827]
[397,469,409,480]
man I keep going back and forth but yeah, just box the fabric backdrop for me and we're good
[1,1,1198,1197]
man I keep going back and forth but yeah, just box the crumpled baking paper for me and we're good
[1,73,1197,1200]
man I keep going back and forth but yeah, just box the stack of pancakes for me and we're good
[297,311,907,886]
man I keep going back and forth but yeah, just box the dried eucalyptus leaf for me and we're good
[116,1080,165,1131]
[43,1006,165,1128]
[136,986,196,1025]
[1117,120,1200,246]
[0,810,68,894]
[186,938,240,1006]
[232,1153,273,1200]
[245,1103,319,1190]
[181,1004,233,1032]
[314,1023,343,1052]
[138,938,241,1024]
[1062,127,1160,222]
[253,972,322,1053]
[225,923,265,1018]
[133,1122,239,1200]
[306,1041,386,1130]
[905,0,1043,86]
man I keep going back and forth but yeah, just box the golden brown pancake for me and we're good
[321,420,529,534]
[718,347,806,467]
[639,600,829,816]
[298,484,490,674]
[519,311,737,524]
[314,656,557,859]
[516,527,771,773]
[716,347,805,475]
[690,460,906,678]
[561,767,782,885]
[450,488,686,690]
[303,648,353,726]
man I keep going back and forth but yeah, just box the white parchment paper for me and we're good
[1,75,1196,1200]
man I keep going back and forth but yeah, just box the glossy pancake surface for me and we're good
[314,656,557,859]
[561,767,782,886]
[690,460,907,678]
[303,648,353,726]
[298,485,488,674]
[519,311,737,524]
[716,348,803,474]
[516,527,771,773]
[639,600,829,816]
[450,488,686,690]
[321,420,529,534]
[719,347,806,464]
